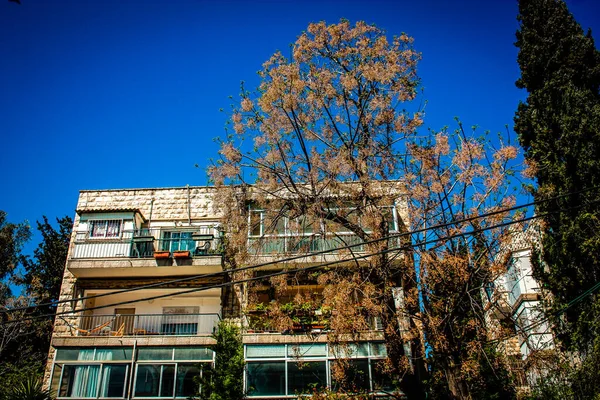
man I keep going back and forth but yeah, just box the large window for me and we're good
[89,220,122,239]
[245,342,388,397]
[134,347,212,398]
[161,232,195,252]
[52,347,212,399]
[53,348,133,399]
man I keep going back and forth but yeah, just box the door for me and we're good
[115,308,136,335]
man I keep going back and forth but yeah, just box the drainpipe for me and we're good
[187,184,192,226]
[149,198,154,226]
[127,339,137,399]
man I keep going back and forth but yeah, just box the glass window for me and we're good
[331,359,370,392]
[60,365,101,398]
[246,362,286,397]
[249,211,262,236]
[162,231,196,252]
[175,364,200,397]
[371,359,394,392]
[137,348,173,361]
[160,365,175,397]
[287,361,327,395]
[55,347,133,362]
[174,347,212,361]
[370,342,387,357]
[56,348,83,361]
[246,345,286,358]
[99,364,128,398]
[287,344,327,358]
[135,365,161,397]
[96,348,133,361]
[329,343,369,358]
[89,220,121,239]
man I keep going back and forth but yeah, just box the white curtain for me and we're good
[71,350,99,398]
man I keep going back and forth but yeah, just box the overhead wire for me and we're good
[5,204,593,325]
[3,184,597,316]
[4,187,600,327]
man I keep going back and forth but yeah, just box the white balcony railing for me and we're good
[71,227,222,259]
[69,313,220,337]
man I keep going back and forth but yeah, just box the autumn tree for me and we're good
[211,20,523,399]
[515,0,600,353]
[404,124,521,399]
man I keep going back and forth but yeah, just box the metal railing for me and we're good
[72,313,220,336]
[72,227,222,259]
[247,233,401,255]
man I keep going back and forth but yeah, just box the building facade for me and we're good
[485,225,554,389]
[45,186,405,399]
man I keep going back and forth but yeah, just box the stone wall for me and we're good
[77,186,219,221]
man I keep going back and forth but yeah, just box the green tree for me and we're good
[0,211,30,299]
[0,215,71,393]
[195,320,245,400]
[17,215,72,315]
[0,374,53,400]
[514,0,600,350]
[0,211,32,394]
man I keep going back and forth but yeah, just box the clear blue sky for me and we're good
[1,0,599,252]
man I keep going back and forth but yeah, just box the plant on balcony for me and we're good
[173,250,191,259]
[153,250,170,259]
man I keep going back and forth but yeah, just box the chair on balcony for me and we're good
[109,323,125,337]
[194,241,211,256]
[74,319,113,336]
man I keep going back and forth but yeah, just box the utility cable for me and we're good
[3,209,571,325]
[3,185,597,316]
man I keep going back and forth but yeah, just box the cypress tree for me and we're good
[514,0,600,351]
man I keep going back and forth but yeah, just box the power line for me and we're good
[3,185,596,316]
[3,209,571,325]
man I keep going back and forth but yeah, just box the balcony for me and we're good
[247,233,401,266]
[72,227,222,259]
[65,313,220,337]
[68,227,223,278]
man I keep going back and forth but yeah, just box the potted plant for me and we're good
[173,250,191,259]
[153,251,170,259]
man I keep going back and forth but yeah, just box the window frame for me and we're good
[51,347,213,400]
[55,362,131,399]
[88,219,123,240]
[244,342,388,398]
[161,231,196,252]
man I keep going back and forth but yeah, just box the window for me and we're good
[245,342,387,397]
[162,232,195,252]
[52,347,212,400]
[161,307,200,335]
[53,348,133,399]
[134,347,212,398]
[89,220,122,239]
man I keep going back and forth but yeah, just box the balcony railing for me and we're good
[72,313,220,337]
[72,227,222,259]
[247,233,401,255]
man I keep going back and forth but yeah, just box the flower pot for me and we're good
[173,250,191,259]
[153,251,170,259]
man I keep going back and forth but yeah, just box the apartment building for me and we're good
[485,225,554,387]
[45,185,408,399]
